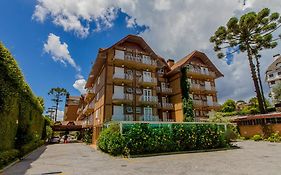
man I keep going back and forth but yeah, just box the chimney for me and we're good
[167,59,175,67]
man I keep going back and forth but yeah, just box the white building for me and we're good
[266,54,281,103]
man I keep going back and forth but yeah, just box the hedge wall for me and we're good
[98,122,230,156]
[0,42,45,152]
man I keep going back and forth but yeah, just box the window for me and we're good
[97,76,100,85]
[278,72,281,75]
[271,81,276,85]
[115,50,124,59]
[136,71,142,76]
[136,107,141,114]
[269,74,274,77]
[158,69,164,74]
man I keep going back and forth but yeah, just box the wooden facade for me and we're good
[78,35,223,143]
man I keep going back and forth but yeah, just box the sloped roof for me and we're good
[168,50,223,78]
[266,56,281,73]
[85,35,168,88]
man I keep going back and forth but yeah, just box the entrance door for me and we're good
[143,89,152,101]
[143,71,152,82]
[144,107,152,121]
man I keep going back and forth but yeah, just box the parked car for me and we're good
[50,136,60,144]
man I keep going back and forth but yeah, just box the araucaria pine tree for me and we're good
[180,66,194,121]
[210,8,281,114]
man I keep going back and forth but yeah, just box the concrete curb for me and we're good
[128,146,240,158]
[0,144,46,173]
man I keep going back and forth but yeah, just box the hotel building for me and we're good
[77,35,223,142]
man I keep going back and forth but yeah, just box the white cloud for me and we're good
[44,33,80,72]
[35,0,281,102]
[73,79,87,94]
[125,16,136,28]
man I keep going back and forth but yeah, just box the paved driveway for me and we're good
[3,141,281,175]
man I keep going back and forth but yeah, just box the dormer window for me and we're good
[269,74,273,77]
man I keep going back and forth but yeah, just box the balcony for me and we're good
[139,95,158,105]
[156,87,173,94]
[187,68,216,79]
[139,115,159,121]
[158,102,174,110]
[84,87,95,102]
[112,93,133,105]
[112,73,133,85]
[193,100,208,109]
[138,77,157,87]
[112,114,134,121]
[83,100,95,115]
[113,52,157,70]
[190,84,216,94]
[207,102,221,110]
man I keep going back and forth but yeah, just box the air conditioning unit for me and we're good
[126,88,133,93]
[136,71,142,76]
[136,88,142,94]
[126,107,133,113]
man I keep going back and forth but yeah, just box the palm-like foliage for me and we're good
[48,87,68,121]
[210,8,281,114]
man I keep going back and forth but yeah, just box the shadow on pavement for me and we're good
[3,145,47,175]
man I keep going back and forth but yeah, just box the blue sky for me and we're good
[0,0,146,118]
[1,0,281,119]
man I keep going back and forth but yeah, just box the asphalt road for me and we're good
[3,141,281,175]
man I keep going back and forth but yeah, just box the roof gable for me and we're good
[169,50,223,78]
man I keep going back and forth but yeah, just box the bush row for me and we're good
[98,123,230,156]
[0,149,19,169]
[20,140,45,156]
[251,132,281,142]
[0,42,45,151]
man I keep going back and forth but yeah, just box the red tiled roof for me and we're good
[233,112,281,122]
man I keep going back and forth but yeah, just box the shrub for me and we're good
[20,140,45,156]
[251,134,262,141]
[82,128,93,144]
[98,123,125,156]
[266,132,281,142]
[0,42,45,151]
[98,123,229,156]
[0,149,19,169]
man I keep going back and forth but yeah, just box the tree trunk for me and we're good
[255,56,267,112]
[246,48,266,113]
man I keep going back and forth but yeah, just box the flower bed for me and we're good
[98,122,230,156]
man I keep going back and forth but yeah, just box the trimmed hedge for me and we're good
[20,140,45,157]
[0,42,45,151]
[98,123,229,156]
[0,149,19,169]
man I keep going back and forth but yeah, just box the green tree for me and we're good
[48,87,68,121]
[210,8,281,114]
[272,82,281,104]
[180,66,194,121]
[221,99,236,112]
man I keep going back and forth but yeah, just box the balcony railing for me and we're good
[123,54,157,66]
[139,115,159,121]
[139,95,158,103]
[157,86,173,94]
[190,84,205,91]
[113,73,133,80]
[161,102,174,109]
[113,93,133,101]
[188,68,216,78]
[139,77,157,83]
[112,114,134,121]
